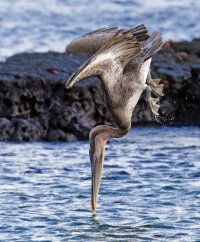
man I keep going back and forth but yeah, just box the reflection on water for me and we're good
[0,126,200,241]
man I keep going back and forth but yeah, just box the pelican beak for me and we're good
[91,154,104,211]
[90,138,106,211]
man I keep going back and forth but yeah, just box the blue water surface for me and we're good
[0,126,200,241]
[0,0,200,61]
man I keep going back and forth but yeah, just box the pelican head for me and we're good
[89,126,129,211]
[90,132,108,211]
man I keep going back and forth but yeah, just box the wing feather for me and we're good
[92,29,141,69]
[66,24,149,54]
[80,27,119,38]
[65,25,161,89]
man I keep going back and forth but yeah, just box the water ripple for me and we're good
[0,126,200,241]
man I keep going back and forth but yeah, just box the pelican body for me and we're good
[65,25,163,211]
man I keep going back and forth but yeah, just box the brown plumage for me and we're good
[66,24,149,54]
[65,24,163,211]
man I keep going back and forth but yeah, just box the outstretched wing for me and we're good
[141,31,163,61]
[66,27,119,54]
[65,24,149,54]
[93,29,141,68]
[65,28,143,89]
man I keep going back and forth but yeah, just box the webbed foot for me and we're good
[145,85,160,116]
[145,70,164,116]
[146,72,164,97]
[149,97,160,115]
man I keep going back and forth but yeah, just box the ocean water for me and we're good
[0,0,200,61]
[0,126,200,241]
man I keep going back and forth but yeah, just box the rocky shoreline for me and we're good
[0,39,200,141]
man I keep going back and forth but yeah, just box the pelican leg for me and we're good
[145,85,160,116]
[146,70,164,97]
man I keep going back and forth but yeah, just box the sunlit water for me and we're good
[1,0,200,61]
[0,126,200,241]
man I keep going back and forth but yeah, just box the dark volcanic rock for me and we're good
[46,130,77,142]
[0,52,112,141]
[151,39,200,125]
[0,39,200,141]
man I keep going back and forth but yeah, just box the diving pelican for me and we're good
[65,24,163,211]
